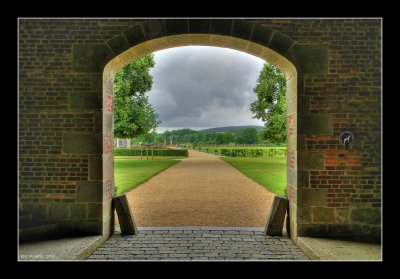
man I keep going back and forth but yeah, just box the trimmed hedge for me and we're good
[220,148,287,157]
[114,148,188,157]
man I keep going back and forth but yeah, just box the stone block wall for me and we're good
[19,18,381,242]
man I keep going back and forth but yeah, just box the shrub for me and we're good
[114,148,188,157]
[220,148,286,157]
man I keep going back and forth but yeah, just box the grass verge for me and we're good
[221,156,287,196]
[114,157,183,195]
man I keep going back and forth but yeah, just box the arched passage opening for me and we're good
[17,18,381,251]
[101,21,299,240]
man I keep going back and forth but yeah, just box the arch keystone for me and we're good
[232,19,254,40]
[165,19,189,35]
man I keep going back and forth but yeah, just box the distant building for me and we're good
[114,138,131,148]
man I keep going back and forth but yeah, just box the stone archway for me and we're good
[72,19,332,241]
[19,18,381,245]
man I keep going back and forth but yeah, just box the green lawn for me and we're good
[114,157,182,195]
[221,157,287,196]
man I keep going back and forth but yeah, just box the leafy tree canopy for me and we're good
[235,128,258,144]
[250,63,287,144]
[114,54,160,139]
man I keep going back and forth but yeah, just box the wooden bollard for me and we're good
[113,195,138,235]
[264,195,289,236]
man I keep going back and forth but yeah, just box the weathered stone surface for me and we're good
[232,19,254,40]
[297,206,312,223]
[67,220,102,235]
[287,134,296,151]
[298,135,307,151]
[165,19,188,35]
[269,32,294,55]
[190,34,210,45]
[103,111,113,132]
[123,24,146,46]
[229,36,249,52]
[94,111,102,133]
[264,196,289,236]
[103,199,113,218]
[19,223,62,243]
[287,168,297,186]
[298,151,324,170]
[102,212,114,237]
[63,133,102,154]
[246,42,263,57]
[298,114,332,135]
[298,96,310,115]
[286,208,291,236]
[351,208,381,225]
[48,204,70,221]
[296,74,305,96]
[287,45,329,73]
[327,224,368,237]
[72,44,114,73]
[368,226,382,243]
[298,189,326,206]
[69,92,101,110]
[91,74,102,91]
[113,195,137,235]
[70,203,88,220]
[209,35,231,48]
[20,203,48,221]
[102,154,113,181]
[142,19,165,40]
[106,34,130,55]
[76,182,103,202]
[188,19,210,34]
[335,208,350,224]
[87,203,102,221]
[89,155,102,181]
[297,223,328,236]
[103,77,114,95]
[210,19,233,36]
[286,96,297,116]
[312,207,334,223]
[297,170,310,188]
[250,24,274,47]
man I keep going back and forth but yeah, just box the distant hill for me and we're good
[197,125,264,133]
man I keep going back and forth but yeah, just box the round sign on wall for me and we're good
[339,131,354,149]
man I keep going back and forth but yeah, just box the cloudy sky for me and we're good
[148,46,266,133]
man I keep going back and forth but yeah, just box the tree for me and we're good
[250,63,287,144]
[235,128,258,144]
[223,131,234,144]
[114,54,160,139]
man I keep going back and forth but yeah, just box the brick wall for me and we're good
[255,19,381,241]
[18,18,381,242]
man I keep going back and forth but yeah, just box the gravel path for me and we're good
[122,150,275,227]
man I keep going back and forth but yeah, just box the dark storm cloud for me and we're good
[148,46,265,131]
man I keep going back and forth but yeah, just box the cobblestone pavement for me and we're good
[88,228,309,261]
